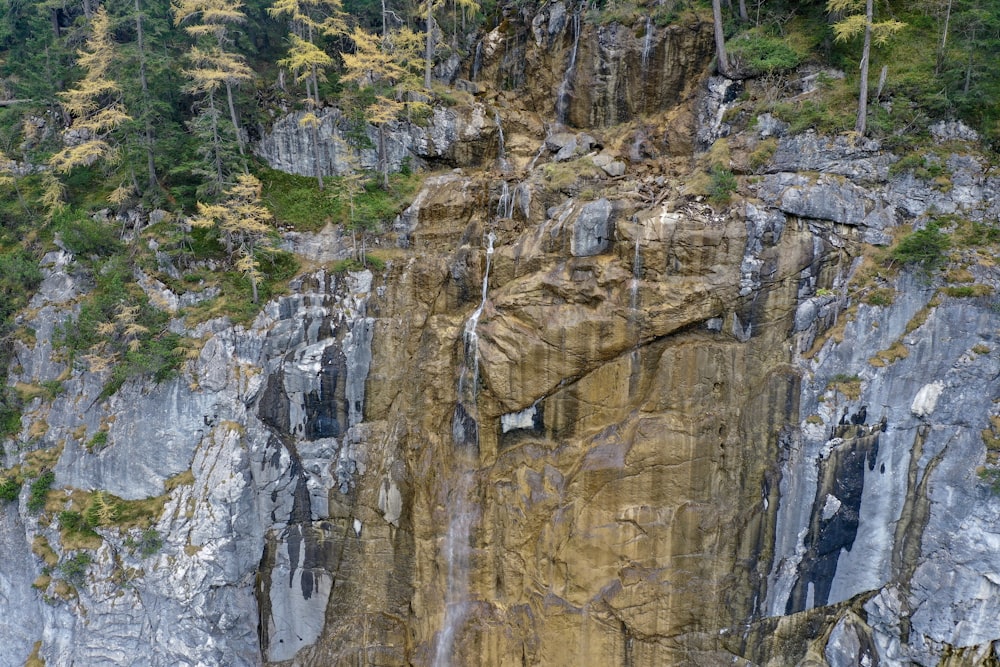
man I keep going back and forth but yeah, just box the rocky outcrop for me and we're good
[8,4,1000,666]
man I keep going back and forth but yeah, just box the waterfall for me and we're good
[554,7,581,125]
[436,230,495,666]
[527,141,547,172]
[630,224,642,313]
[629,221,643,395]
[432,468,477,667]
[495,111,510,172]
[497,182,516,219]
[641,16,654,70]
[471,41,483,81]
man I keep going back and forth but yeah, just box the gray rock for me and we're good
[602,160,626,177]
[571,198,612,256]
[547,1,567,39]
[756,113,788,139]
[545,132,576,152]
[769,131,891,181]
[930,120,979,143]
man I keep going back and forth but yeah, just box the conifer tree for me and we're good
[342,25,426,187]
[174,0,253,158]
[47,7,131,212]
[191,173,273,302]
[421,0,478,90]
[828,0,905,136]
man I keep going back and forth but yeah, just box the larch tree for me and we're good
[342,25,427,188]
[190,173,273,303]
[47,7,131,213]
[268,0,349,191]
[268,0,348,108]
[421,0,478,90]
[181,45,253,196]
[828,0,905,136]
[174,0,253,158]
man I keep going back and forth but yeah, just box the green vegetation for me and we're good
[57,552,93,585]
[0,477,21,502]
[86,431,110,453]
[27,471,55,513]
[124,528,164,557]
[891,223,950,269]
[728,31,801,76]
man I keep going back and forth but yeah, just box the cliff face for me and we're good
[5,6,1000,667]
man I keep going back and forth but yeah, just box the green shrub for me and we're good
[729,33,800,75]
[57,552,92,585]
[27,470,55,513]
[86,431,109,452]
[891,223,949,269]
[0,477,21,502]
[59,510,99,540]
[131,528,163,557]
[53,210,122,259]
[708,166,738,204]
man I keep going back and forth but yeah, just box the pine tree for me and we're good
[47,7,131,212]
[828,0,905,136]
[190,173,273,302]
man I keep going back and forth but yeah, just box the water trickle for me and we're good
[527,141,547,172]
[497,182,515,219]
[555,7,581,125]
[495,111,510,172]
[641,16,654,70]
[432,468,477,667]
[471,41,483,81]
[628,221,643,395]
[436,230,495,666]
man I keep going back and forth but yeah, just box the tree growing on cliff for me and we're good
[828,0,905,136]
[191,173,273,302]
[341,25,427,188]
[712,0,732,78]
[421,0,479,90]
[268,0,348,108]
[174,0,253,160]
[46,7,131,213]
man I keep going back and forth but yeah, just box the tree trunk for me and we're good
[225,81,246,158]
[738,0,748,23]
[855,0,873,136]
[209,91,224,194]
[312,122,324,191]
[379,125,389,189]
[936,0,952,74]
[712,0,730,77]
[424,1,434,90]
[135,0,158,192]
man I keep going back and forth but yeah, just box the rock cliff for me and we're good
[4,5,1000,667]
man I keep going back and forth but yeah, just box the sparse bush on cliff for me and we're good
[891,223,949,269]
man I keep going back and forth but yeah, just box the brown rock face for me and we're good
[279,148,829,664]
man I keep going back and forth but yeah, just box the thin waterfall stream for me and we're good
[495,111,510,172]
[629,221,643,394]
[554,6,581,125]
[641,15,654,70]
[435,229,496,667]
